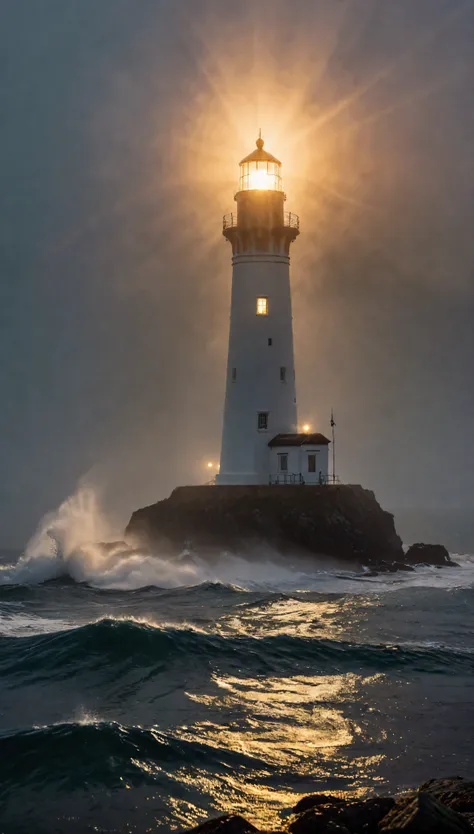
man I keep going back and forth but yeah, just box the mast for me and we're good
[330,409,336,484]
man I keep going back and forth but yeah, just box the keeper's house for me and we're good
[268,432,330,485]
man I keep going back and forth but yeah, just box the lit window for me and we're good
[308,454,316,473]
[232,367,237,382]
[280,366,286,382]
[257,412,268,430]
[278,453,288,472]
[256,297,268,316]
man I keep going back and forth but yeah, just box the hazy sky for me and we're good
[0,0,473,546]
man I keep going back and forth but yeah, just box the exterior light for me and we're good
[207,462,213,468]
[303,424,310,433]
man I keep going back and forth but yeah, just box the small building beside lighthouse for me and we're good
[216,137,330,486]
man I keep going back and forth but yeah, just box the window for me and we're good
[256,297,268,316]
[278,453,288,472]
[268,338,272,346]
[280,366,286,382]
[232,367,237,382]
[257,412,268,430]
[308,454,316,473]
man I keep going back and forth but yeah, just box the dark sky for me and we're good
[0,0,473,547]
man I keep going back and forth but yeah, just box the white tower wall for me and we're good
[218,254,297,484]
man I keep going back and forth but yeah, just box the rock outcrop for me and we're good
[404,543,457,567]
[125,484,405,566]
[418,777,474,814]
[184,777,474,834]
[288,796,395,834]
[379,792,472,833]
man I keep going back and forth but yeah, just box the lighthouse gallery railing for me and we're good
[223,211,300,231]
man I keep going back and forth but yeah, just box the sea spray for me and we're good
[1,487,205,589]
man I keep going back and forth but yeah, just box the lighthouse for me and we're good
[216,136,330,486]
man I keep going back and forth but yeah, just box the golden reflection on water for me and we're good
[160,596,388,826]
[170,669,387,827]
[217,595,380,641]
[129,597,390,827]
[184,673,357,766]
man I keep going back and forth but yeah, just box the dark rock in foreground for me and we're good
[184,777,474,834]
[186,815,258,834]
[292,794,347,814]
[288,796,395,834]
[125,484,405,566]
[419,777,474,813]
[379,792,472,832]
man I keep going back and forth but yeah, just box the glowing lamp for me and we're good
[238,136,283,193]
[303,424,310,433]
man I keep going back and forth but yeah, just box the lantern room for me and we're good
[238,136,283,193]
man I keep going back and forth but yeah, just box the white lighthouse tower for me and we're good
[217,136,330,486]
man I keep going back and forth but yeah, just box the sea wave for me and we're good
[0,719,266,794]
[1,617,473,686]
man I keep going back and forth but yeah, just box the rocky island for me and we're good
[125,484,455,571]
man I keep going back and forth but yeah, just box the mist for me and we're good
[0,0,473,546]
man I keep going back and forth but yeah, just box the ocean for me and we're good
[1,495,473,833]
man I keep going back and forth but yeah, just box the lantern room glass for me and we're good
[239,160,282,192]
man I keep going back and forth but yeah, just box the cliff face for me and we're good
[125,485,404,565]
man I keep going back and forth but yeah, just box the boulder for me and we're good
[404,543,456,567]
[185,815,258,834]
[292,795,347,815]
[418,777,474,813]
[289,796,395,834]
[372,562,399,573]
[379,791,471,832]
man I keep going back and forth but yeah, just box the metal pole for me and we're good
[330,409,336,484]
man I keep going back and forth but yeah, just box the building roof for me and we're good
[239,137,281,166]
[268,433,331,447]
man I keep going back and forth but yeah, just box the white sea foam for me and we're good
[0,612,73,638]
[1,487,473,593]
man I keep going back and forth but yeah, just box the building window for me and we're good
[308,454,316,473]
[268,338,272,346]
[280,366,286,382]
[257,412,268,431]
[232,367,237,382]
[278,453,288,472]
[256,297,268,316]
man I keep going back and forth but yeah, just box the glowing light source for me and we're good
[241,160,282,192]
[207,462,214,468]
[303,424,310,433]
[249,166,277,190]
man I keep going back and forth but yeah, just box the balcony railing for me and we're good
[269,473,305,485]
[223,212,236,230]
[269,473,342,486]
[284,211,299,230]
[222,211,300,231]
